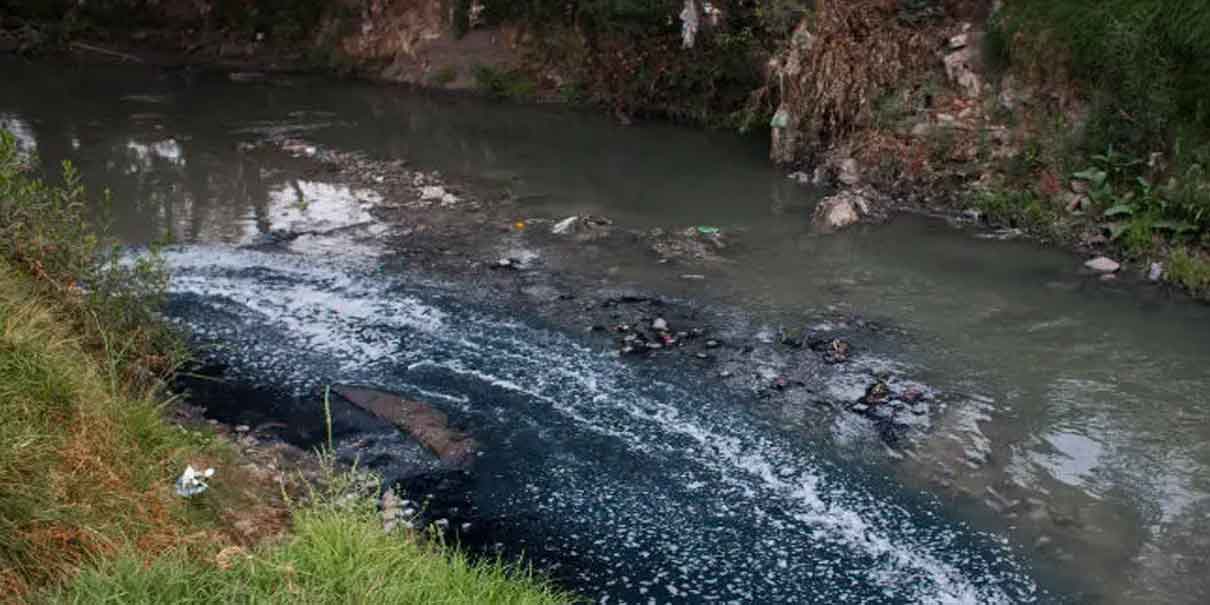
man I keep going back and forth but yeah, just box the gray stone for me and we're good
[838,158,861,186]
[652,318,669,331]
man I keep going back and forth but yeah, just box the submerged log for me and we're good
[333,385,478,467]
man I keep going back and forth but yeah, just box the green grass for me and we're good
[1167,246,1210,297]
[41,503,572,605]
[988,0,1210,259]
[973,189,1060,234]
[995,1,1210,147]
[473,65,538,101]
[428,65,461,87]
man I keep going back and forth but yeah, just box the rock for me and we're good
[705,339,721,349]
[948,32,970,50]
[551,216,579,235]
[1149,262,1164,282]
[862,381,891,405]
[812,165,829,185]
[492,258,516,270]
[440,192,460,206]
[812,338,850,364]
[333,386,479,467]
[910,122,932,137]
[420,186,446,201]
[1084,256,1121,273]
[787,171,812,185]
[812,190,871,232]
[838,158,861,186]
[943,47,982,98]
[652,318,669,331]
[962,208,982,222]
[235,424,251,433]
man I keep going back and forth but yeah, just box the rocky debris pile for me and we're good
[844,375,934,445]
[250,136,476,212]
[608,317,714,358]
[810,337,852,364]
[647,225,732,262]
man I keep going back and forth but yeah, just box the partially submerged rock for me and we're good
[1084,256,1121,274]
[333,386,478,467]
[812,189,872,232]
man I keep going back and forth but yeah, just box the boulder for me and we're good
[812,189,872,232]
[1084,256,1121,273]
[333,386,478,467]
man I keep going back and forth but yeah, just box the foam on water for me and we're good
[161,245,1045,604]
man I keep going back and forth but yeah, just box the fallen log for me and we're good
[333,385,478,467]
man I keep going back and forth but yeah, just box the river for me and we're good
[2,56,1208,604]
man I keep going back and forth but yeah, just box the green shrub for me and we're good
[0,131,178,381]
[974,189,1057,232]
[474,65,538,100]
[1168,246,1210,296]
[996,1,1210,150]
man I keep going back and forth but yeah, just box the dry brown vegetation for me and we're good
[761,0,941,157]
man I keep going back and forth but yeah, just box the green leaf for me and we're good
[1106,223,1130,240]
[1073,168,1108,187]
[1103,204,1136,218]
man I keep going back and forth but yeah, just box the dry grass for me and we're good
[764,0,940,154]
[0,265,238,601]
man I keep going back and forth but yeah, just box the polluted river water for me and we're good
[3,57,1209,604]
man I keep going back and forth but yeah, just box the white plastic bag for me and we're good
[174,465,216,497]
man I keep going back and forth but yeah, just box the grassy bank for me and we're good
[973,0,1210,294]
[0,131,571,603]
